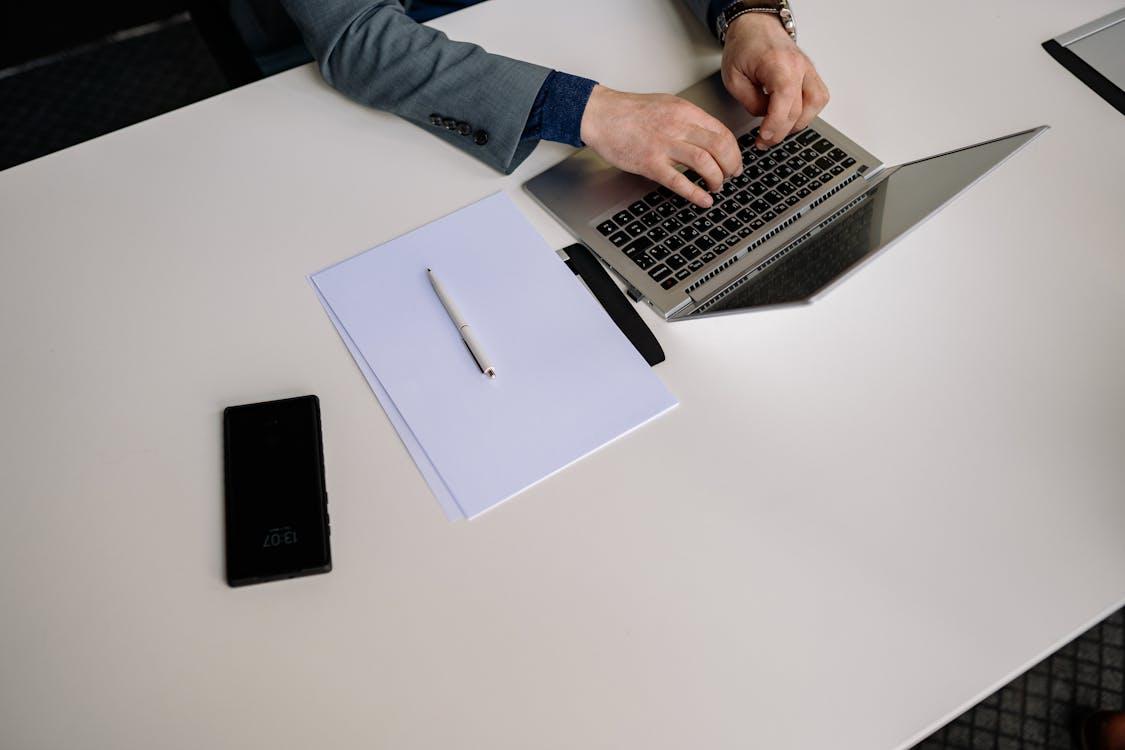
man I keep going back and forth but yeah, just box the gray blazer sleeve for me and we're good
[280,0,552,174]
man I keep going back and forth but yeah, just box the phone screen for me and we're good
[223,395,331,586]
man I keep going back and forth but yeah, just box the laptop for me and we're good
[526,72,1047,320]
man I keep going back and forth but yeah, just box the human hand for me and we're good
[579,85,742,209]
[721,13,829,150]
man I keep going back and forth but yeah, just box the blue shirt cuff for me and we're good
[522,71,598,148]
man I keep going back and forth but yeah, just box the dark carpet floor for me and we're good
[914,608,1124,750]
[0,15,228,171]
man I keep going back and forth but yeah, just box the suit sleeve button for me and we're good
[429,114,442,125]
[457,122,472,136]
[442,118,456,129]
[473,129,489,146]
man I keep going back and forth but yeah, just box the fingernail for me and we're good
[760,129,773,141]
[703,195,714,207]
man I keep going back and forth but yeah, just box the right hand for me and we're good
[579,85,742,209]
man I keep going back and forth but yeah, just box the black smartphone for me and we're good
[223,395,331,586]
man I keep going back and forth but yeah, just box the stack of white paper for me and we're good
[311,193,677,520]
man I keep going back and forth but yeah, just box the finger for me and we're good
[669,140,725,194]
[654,164,713,209]
[724,69,768,116]
[757,78,801,148]
[795,70,829,131]
[684,124,742,179]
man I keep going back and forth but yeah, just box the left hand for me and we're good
[720,13,830,150]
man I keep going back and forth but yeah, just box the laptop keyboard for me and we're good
[593,127,857,291]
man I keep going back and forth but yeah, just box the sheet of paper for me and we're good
[312,192,677,519]
[311,283,464,520]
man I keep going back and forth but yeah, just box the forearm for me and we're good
[281,0,552,173]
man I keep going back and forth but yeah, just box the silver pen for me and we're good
[427,268,496,378]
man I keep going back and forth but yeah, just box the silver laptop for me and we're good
[526,72,1048,320]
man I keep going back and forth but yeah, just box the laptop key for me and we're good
[649,264,671,281]
[650,244,670,261]
[750,219,765,230]
[842,157,856,168]
[666,254,687,269]
[808,180,822,190]
[722,217,741,232]
[828,148,848,162]
[797,129,819,144]
[641,212,660,227]
[624,236,654,256]
[661,276,678,290]
[695,235,716,251]
[688,260,704,272]
[800,148,818,161]
[675,269,692,280]
[649,227,668,242]
[629,201,650,215]
[633,254,655,270]
[784,139,805,154]
[608,231,629,247]
[706,208,726,222]
[797,187,811,198]
[678,226,700,241]
[665,235,685,251]
[596,220,617,236]
[761,210,778,221]
[738,227,753,238]
[789,156,807,169]
[612,210,633,225]
[790,173,808,186]
[624,221,646,237]
[750,199,770,213]
[702,252,716,262]
[764,190,783,205]
[682,246,701,260]
[736,208,756,223]
[775,165,793,178]
[644,191,664,207]
[661,218,683,234]
[737,133,755,149]
[776,182,794,196]
[748,181,767,196]
[692,218,714,232]
[761,173,780,187]
[815,156,835,171]
[713,242,730,255]
[655,203,677,218]
[812,139,834,154]
[830,165,845,176]
[707,227,728,242]
[785,195,800,207]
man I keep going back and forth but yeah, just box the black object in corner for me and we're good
[1042,39,1125,117]
[561,243,665,367]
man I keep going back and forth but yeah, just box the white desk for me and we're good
[2,1,1123,748]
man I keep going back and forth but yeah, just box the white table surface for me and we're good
[2,1,1124,748]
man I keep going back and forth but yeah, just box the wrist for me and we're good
[725,11,789,45]
[579,84,611,148]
